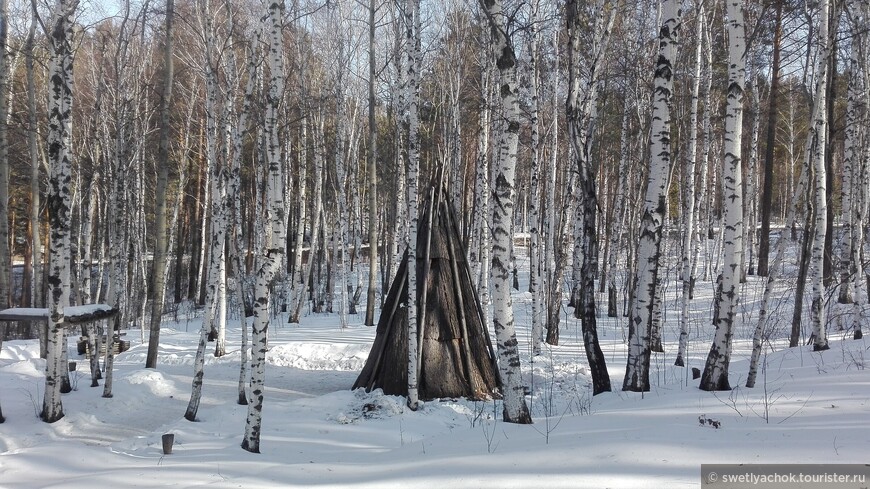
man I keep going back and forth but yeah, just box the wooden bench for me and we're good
[0,304,120,342]
[0,304,119,325]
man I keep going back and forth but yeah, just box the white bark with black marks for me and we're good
[845,0,869,341]
[403,0,421,410]
[526,0,543,354]
[364,0,379,327]
[42,0,78,422]
[186,0,219,419]
[700,0,745,391]
[623,0,680,392]
[676,4,705,368]
[0,0,10,310]
[566,0,615,395]
[808,0,832,352]
[479,0,532,424]
[242,0,286,453]
[470,58,490,294]
[26,7,41,308]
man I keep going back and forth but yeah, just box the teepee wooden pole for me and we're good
[444,195,476,390]
[416,185,437,391]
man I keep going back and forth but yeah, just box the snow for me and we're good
[64,304,115,317]
[1,265,869,488]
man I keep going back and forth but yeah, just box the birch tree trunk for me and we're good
[291,115,319,323]
[404,0,421,410]
[607,99,631,319]
[185,0,220,418]
[26,7,41,308]
[241,0,286,452]
[330,1,352,327]
[545,136,565,345]
[700,0,745,391]
[229,37,258,404]
[202,30,228,357]
[845,0,868,341]
[744,71,761,277]
[698,19,714,282]
[526,0,543,354]
[747,146,811,387]
[566,0,615,395]
[545,31,562,346]
[386,5,406,290]
[479,0,532,424]
[808,0,832,352]
[364,0,379,326]
[676,4,705,367]
[469,59,490,291]
[0,0,9,309]
[287,118,306,323]
[623,0,680,392]
[42,0,78,422]
[146,0,175,369]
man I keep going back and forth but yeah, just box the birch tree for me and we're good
[331,0,352,329]
[42,0,78,422]
[364,0,379,327]
[185,0,221,419]
[479,0,532,424]
[200,3,229,357]
[700,0,745,391]
[403,0,421,410]
[744,67,761,278]
[545,115,569,347]
[844,0,868,341]
[565,0,614,395]
[747,140,812,387]
[623,0,680,392]
[241,0,286,452]
[146,0,175,369]
[0,0,9,310]
[526,0,543,354]
[103,0,143,399]
[807,0,832,352]
[26,4,41,309]
[230,33,259,405]
[676,2,705,368]
[469,45,490,293]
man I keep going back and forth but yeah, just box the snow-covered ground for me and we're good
[1,259,869,488]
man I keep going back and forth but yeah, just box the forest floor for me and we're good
[1,250,869,488]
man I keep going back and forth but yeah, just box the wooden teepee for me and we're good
[353,185,501,400]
